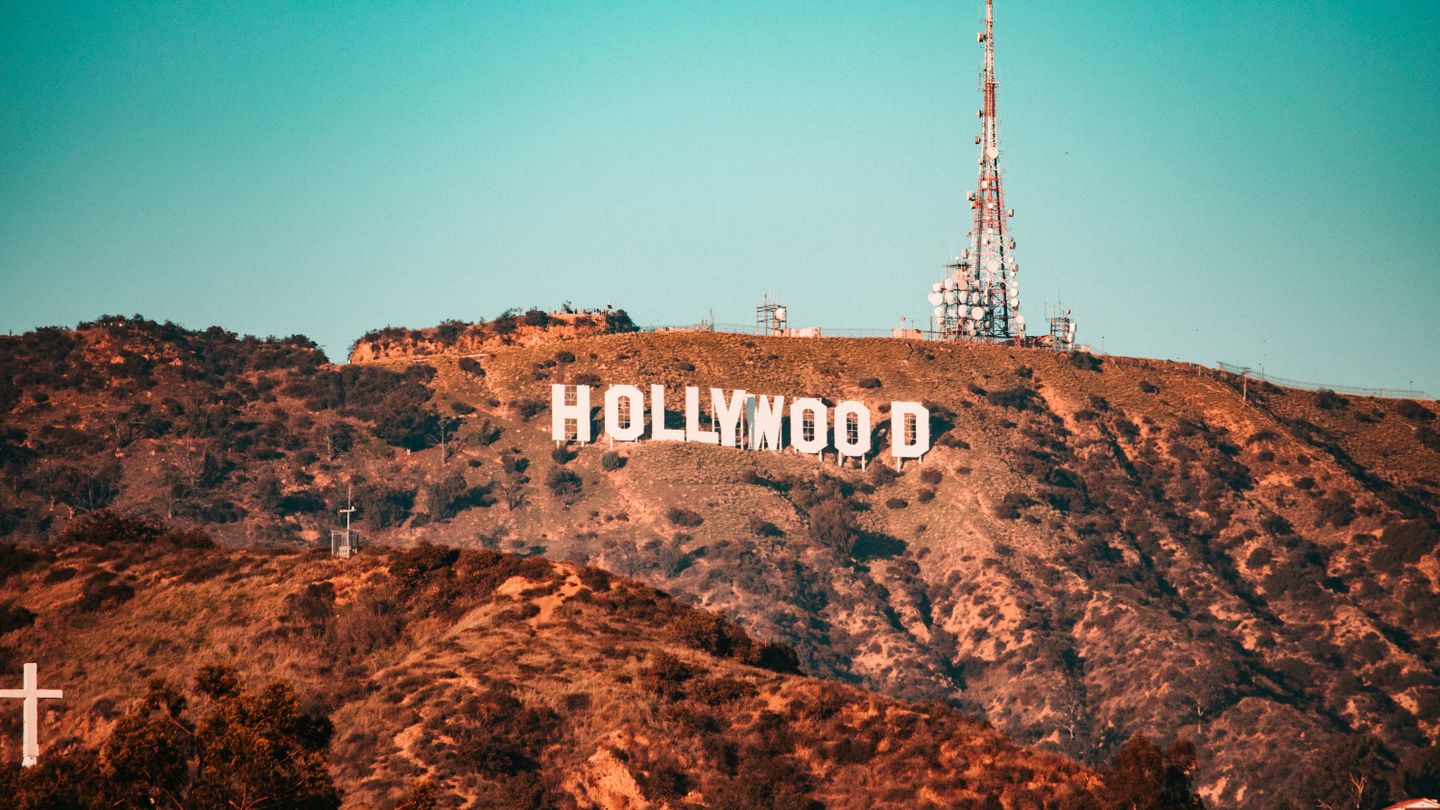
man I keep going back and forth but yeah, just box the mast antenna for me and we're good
[929,0,1024,342]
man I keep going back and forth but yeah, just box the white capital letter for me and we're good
[685,386,719,444]
[890,401,930,459]
[650,385,686,442]
[790,398,828,455]
[604,384,645,442]
[550,384,591,443]
[833,400,872,459]
[711,388,747,447]
[747,394,785,451]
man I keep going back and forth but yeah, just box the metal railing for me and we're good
[1215,362,1431,401]
[642,323,922,339]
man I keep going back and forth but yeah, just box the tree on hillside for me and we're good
[1292,735,1393,810]
[424,415,462,466]
[34,461,121,513]
[807,497,858,555]
[1401,744,1440,800]
[319,417,355,461]
[1091,735,1203,810]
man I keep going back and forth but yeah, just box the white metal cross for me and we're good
[0,662,63,767]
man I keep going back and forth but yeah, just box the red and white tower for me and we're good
[929,0,1024,341]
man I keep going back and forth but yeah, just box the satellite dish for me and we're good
[928,291,944,306]
[775,306,788,320]
[944,289,958,304]
[971,306,985,320]
[986,259,1001,273]
[931,282,942,293]
[932,305,946,319]
[1014,315,1025,327]
[944,277,958,290]
[987,145,999,160]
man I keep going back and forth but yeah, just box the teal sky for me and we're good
[2,2,1437,393]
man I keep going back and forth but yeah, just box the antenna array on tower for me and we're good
[929,0,1024,342]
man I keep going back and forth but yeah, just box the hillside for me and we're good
[2,315,1438,807]
[0,525,1102,808]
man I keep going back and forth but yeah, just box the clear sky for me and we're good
[2,2,1437,393]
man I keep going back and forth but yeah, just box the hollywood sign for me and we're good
[550,384,931,466]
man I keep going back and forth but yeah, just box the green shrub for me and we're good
[1373,521,1437,571]
[546,468,583,503]
[748,517,783,537]
[1094,736,1202,809]
[986,387,1037,410]
[665,506,703,527]
[59,511,163,545]
[1395,399,1434,422]
[0,601,36,634]
[600,450,626,471]
[490,313,518,334]
[355,484,416,530]
[76,574,135,611]
[807,498,857,553]
[427,472,493,521]
[1068,352,1103,372]
[512,398,545,421]
[1314,491,1356,529]
[993,492,1035,520]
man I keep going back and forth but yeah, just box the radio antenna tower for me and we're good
[929,0,1024,341]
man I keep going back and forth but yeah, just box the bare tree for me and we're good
[426,418,458,468]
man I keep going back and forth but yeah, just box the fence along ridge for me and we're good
[1215,361,1432,401]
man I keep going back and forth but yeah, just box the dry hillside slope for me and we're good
[1,316,1437,807]
[0,536,1099,808]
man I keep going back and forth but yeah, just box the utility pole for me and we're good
[340,485,355,535]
